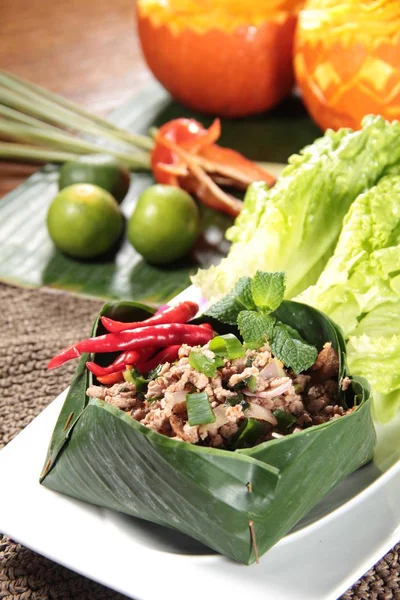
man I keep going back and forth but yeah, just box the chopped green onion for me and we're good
[226,392,244,405]
[147,364,163,381]
[123,368,148,392]
[186,392,215,426]
[122,369,135,384]
[225,393,249,411]
[146,397,161,404]
[246,356,254,368]
[232,375,257,392]
[233,419,265,449]
[215,356,225,368]
[189,351,217,378]
[209,334,245,359]
[273,410,297,429]
[244,375,257,393]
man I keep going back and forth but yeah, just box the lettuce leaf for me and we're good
[193,115,400,301]
[297,173,400,421]
[347,334,400,423]
[298,173,400,333]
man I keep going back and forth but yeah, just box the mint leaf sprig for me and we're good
[205,271,318,374]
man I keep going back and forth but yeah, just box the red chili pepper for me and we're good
[199,144,276,188]
[86,350,141,377]
[151,118,276,217]
[198,322,213,331]
[151,118,220,185]
[101,301,199,334]
[47,323,213,370]
[96,372,125,385]
[86,347,156,377]
[137,345,181,374]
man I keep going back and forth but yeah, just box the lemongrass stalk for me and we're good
[0,122,151,169]
[0,97,149,168]
[0,142,81,163]
[105,128,154,151]
[0,71,153,151]
[2,70,153,149]
[0,104,57,129]
[148,126,159,139]
[0,84,152,160]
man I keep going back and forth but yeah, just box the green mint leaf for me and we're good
[282,323,304,342]
[251,271,285,312]
[237,311,275,349]
[269,322,318,374]
[205,276,255,325]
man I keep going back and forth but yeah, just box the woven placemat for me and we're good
[0,283,399,600]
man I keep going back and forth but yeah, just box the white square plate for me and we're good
[1,287,400,600]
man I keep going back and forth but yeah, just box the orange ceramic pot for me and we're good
[137,0,304,117]
[295,0,400,130]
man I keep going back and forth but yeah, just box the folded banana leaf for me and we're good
[40,299,376,564]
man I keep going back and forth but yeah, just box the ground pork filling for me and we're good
[86,341,350,449]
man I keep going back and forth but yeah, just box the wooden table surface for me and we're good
[0,0,152,198]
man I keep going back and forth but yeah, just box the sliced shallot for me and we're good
[244,403,277,425]
[243,379,293,399]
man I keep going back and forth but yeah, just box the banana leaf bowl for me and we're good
[40,298,376,565]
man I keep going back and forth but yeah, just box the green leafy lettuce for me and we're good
[193,115,400,301]
[205,271,317,374]
[297,173,400,422]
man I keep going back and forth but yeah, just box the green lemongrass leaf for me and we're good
[1,70,154,151]
[251,270,285,311]
[189,351,217,378]
[186,392,215,426]
[233,419,265,449]
[209,334,245,359]
[237,311,275,349]
[205,276,255,325]
[273,410,297,429]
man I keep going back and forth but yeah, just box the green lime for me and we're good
[59,155,131,203]
[46,183,123,259]
[127,184,200,264]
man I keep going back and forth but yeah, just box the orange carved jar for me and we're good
[137,0,304,117]
[295,0,400,130]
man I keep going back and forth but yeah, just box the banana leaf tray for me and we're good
[40,290,376,564]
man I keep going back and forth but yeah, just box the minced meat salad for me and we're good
[87,339,351,449]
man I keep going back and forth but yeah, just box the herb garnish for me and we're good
[205,271,318,374]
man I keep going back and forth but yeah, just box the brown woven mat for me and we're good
[0,283,399,600]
